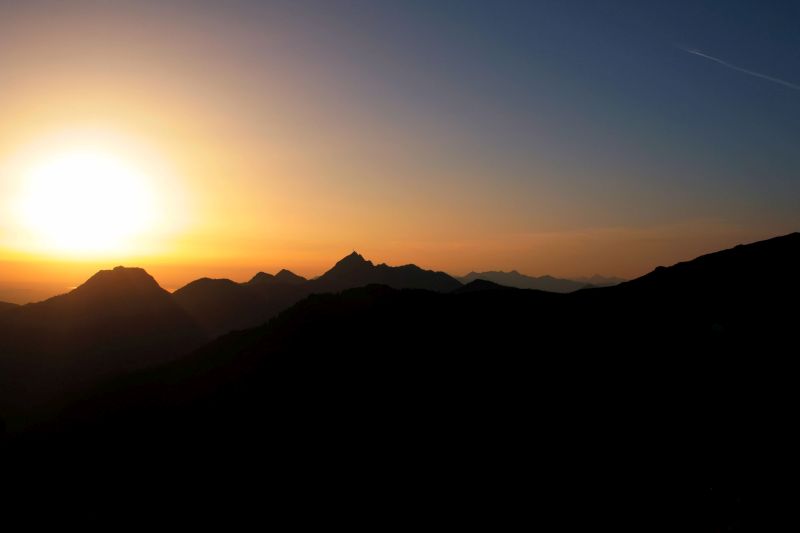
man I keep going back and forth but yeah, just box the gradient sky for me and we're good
[1,1,799,302]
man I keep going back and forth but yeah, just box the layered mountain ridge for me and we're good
[173,251,461,336]
[3,233,798,530]
[2,234,798,435]
[458,270,624,292]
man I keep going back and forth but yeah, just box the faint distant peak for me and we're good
[458,270,587,293]
[342,251,369,263]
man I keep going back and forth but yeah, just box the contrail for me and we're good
[681,47,800,92]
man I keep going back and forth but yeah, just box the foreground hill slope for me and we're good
[611,231,800,338]
[623,232,800,294]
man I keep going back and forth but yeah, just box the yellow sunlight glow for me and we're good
[17,149,157,255]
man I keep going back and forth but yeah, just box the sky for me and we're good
[1,1,799,302]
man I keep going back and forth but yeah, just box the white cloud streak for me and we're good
[681,47,800,92]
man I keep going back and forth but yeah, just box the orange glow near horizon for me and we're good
[0,120,787,304]
[1,4,797,305]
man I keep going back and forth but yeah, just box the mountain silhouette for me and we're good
[320,251,374,279]
[458,270,591,292]
[0,266,205,432]
[273,269,308,284]
[38,232,800,431]
[0,301,17,314]
[247,271,275,284]
[7,233,798,434]
[173,252,461,337]
[0,266,203,356]
[172,277,273,336]
[312,251,461,292]
[452,278,515,293]
[5,234,798,528]
[247,269,307,286]
[622,232,799,295]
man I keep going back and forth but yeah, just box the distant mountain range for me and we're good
[458,271,624,292]
[459,271,572,292]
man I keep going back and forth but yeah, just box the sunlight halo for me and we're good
[14,147,159,256]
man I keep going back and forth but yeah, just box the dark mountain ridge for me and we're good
[311,251,461,292]
[0,253,464,430]
[622,232,800,293]
[247,268,307,286]
[172,251,462,336]
[31,232,800,435]
[172,277,270,336]
[5,233,799,529]
[0,266,203,356]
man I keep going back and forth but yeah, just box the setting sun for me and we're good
[15,148,158,255]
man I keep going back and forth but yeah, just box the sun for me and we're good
[16,148,158,255]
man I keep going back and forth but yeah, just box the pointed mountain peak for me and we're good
[334,251,373,268]
[343,251,367,262]
[322,251,375,279]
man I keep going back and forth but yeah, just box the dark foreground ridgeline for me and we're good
[3,233,799,529]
